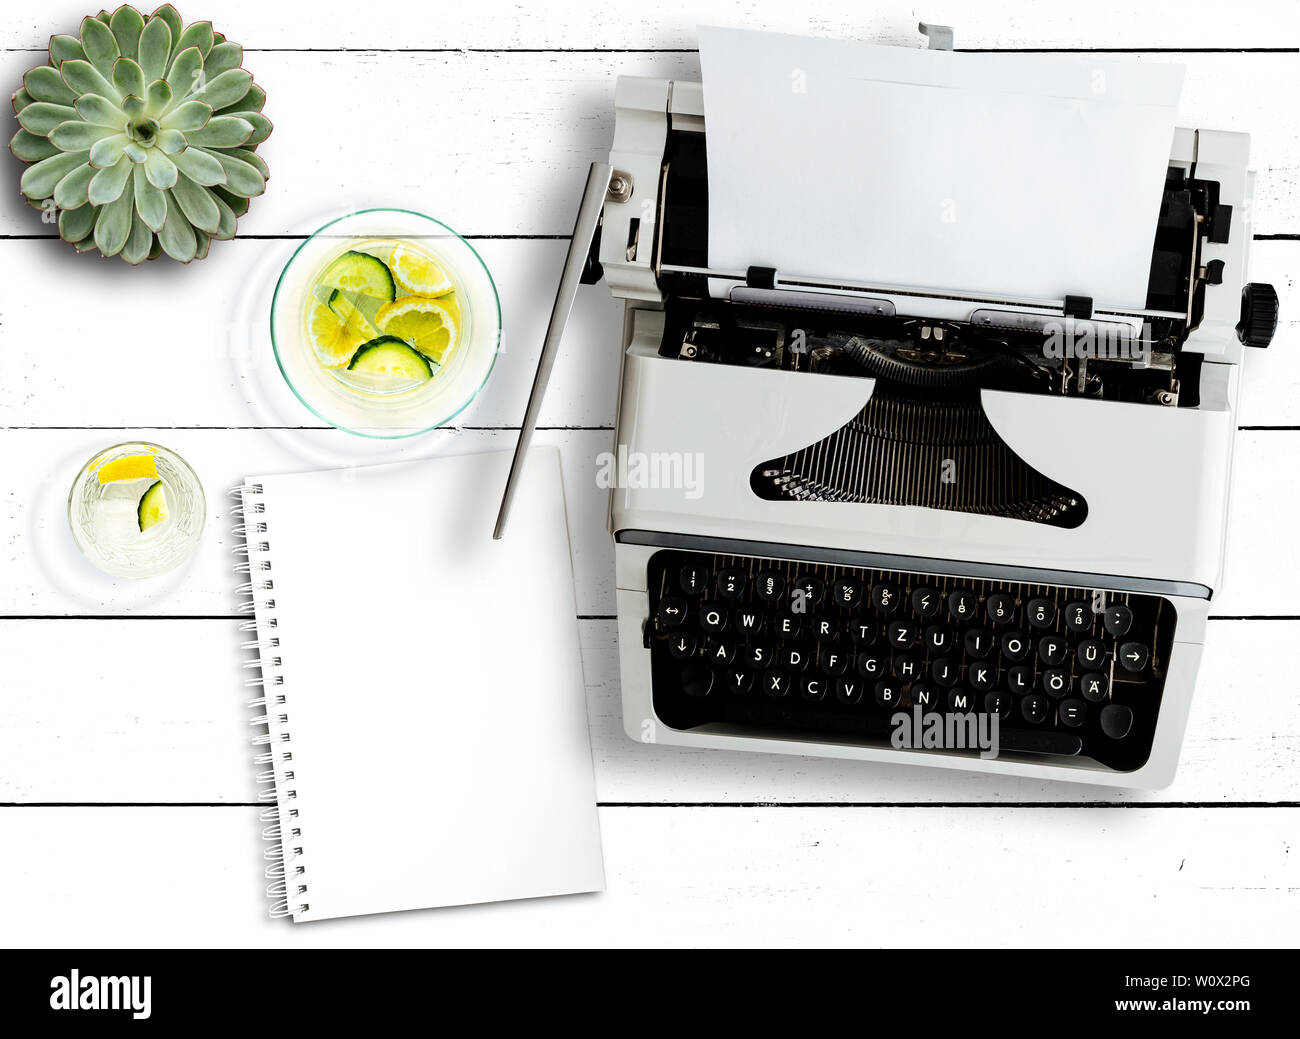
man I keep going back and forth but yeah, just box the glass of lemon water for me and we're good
[271,209,502,437]
[67,443,206,579]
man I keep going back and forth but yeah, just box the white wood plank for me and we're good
[3,0,1293,50]
[0,805,1293,946]
[0,239,625,431]
[0,427,1293,616]
[1,50,1297,236]
[1,617,1294,804]
[0,238,1292,429]
[0,428,615,616]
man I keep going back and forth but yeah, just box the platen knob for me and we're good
[1238,282,1279,349]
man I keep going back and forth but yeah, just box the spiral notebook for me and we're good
[236,448,604,923]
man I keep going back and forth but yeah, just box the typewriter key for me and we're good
[1100,704,1134,739]
[1104,604,1134,637]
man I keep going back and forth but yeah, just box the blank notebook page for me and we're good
[242,448,604,922]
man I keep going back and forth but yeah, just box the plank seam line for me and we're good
[0,232,1294,243]
[1,801,1296,808]
[0,425,616,432]
[4,46,1297,55]
[3,425,1298,433]
[1,614,1294,621]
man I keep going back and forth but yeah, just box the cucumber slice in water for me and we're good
[318,250,396,302]
[325,287,382,336]
[137,480,169,532]
[347,336,434,381]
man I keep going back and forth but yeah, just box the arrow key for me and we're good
[667,632,698,660]
[657,596,688,630]
[1118,641,1150,673]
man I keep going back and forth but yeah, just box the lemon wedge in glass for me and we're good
[389,244,454,297]
[96,453,158,484]
[309,294,367,368]
[376,296,458,366]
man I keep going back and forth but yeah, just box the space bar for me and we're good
[997,728,1083,756]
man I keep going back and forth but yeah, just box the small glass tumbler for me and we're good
[67,442,206,579]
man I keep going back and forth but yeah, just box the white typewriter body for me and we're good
[599,75,1266,789]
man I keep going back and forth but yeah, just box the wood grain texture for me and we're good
[0,618,1295,805]
[0,1,1295,945]
[3,0,1295,50]
[0,239,625,431]
[0,427,1293,616]
[0,239,1293,428]
[0,806,1295,947]
[1,50,1298,237]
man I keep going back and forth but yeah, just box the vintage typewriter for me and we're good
[496,28,1278,788]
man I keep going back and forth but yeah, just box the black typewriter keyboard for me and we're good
[645,549,1176,772]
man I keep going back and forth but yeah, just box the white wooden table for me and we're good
[2,0,1297,948]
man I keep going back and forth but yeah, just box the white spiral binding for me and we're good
[234,482,308,921]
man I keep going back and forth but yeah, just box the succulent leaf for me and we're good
[209,188,237,238]
[145,78,172,116]
[186,115,251,148]
[228,111,272,146]
[88,132,128,168]
[226,147,268,180]
[150,5,184,54]
[24,66,78,106]
[109,6,146,60]
[172,20,214,60]
[190,67,250,110]
[10,129,60,162]
[12,5,269,263]
[204,42,243,79]
[161,99,210,131]
[217,81,263,114]
[79,16,121,78]
[165,46,204,101]
[61,59,121,104]
[75,93,126,127]
[20,148,91,198]
[49,34,87,66]
[121,207,155,263]
[169,172,220,232]
[157,128,186,154]
[136,16,172,82]
[112,57,146,99]
[132,164,168,230]
[59,203,97,242]
[54,161,97,209]
[172,145,224,186]
[94,185,134,256]
[157,200,197,261]
[143,147,179,189]
[212,150,263,196]
[87,155,132,203]
[18,102,78,136]
[213,185,249,217]
[50,119,119,151]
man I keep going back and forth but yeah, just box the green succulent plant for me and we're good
[9,4,271,263]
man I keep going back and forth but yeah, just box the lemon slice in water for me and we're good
[388,244,454,297]
[97,453,158,484]
[309,295,366,368]
[376,296,458,366]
